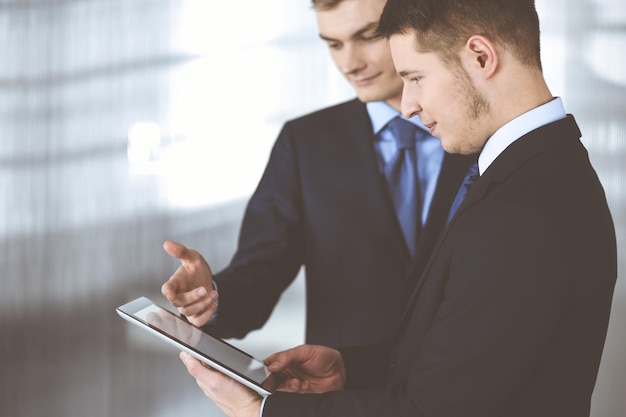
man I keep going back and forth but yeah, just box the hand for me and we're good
[180,352,262,417]
[161,240,219,327]
[264,344,346,394]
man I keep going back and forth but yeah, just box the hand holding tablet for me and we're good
[116,297,284,396]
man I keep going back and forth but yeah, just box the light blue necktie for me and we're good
[446,161,479,224]
[384,117,421,256]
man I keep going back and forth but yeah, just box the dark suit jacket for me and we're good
[207,98,473,348]
[264,116,617,416]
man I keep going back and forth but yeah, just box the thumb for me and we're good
[265,345,313,372]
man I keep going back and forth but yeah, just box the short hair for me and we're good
[311,0,346,11]
[377,0,542,69]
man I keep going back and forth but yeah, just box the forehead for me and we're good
[316,0,386,38]
[389,32,442,74]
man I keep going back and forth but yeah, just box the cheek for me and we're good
[415,87,439,115]
[444,92,468,121]
[371,45,395,70]
[329,50,343,67]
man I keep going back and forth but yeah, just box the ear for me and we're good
[464,35,498,79]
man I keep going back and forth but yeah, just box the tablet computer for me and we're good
[116,296,280,396]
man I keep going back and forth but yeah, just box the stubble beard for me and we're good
[455,66,490,155]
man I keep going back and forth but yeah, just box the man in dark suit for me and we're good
[179,1,618,416]
[161,0,472,350]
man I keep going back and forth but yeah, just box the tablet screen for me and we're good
[117,297,275,395]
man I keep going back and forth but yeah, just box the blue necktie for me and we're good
[384,117,421,256]
[446,161,479,224]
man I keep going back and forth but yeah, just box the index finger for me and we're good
[163,240,209,274]
[163,240,192,262]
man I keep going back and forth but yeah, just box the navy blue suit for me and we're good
[207,99,473,349]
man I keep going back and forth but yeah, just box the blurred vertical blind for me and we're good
[0,1,624,417]
[0,1,349,416]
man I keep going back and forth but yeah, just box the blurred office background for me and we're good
[0,0,624,416]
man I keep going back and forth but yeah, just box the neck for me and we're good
[385,95,402,113]
[491,67,553,132]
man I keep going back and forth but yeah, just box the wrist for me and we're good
[241,397,263,417]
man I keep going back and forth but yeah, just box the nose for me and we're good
[400,84,421,119]
[336,44,367,75]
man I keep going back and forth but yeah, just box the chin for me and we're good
[442,140,468,155]
[440,139,457,154]
[441,131,485,155]
[355,91,380,104]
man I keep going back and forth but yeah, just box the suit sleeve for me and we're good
[205,123,305,339]
[339,344,390,390]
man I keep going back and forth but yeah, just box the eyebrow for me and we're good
[319,21,379,43]
[397,70,416,78]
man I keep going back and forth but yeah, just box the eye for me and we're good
[326,41,341,50]
[363,33,382,42]
[411,77,422,85]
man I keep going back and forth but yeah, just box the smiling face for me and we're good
[390,31,491,154]
[316,0,403,109]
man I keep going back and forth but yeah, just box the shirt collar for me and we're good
[478,97,567,175]
[366,101,428,137]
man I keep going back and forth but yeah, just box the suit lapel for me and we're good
[395,173,492,332]
[409,153,476,277]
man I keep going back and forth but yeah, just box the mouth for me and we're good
[352,73,381,86]
[424,121,437,135]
